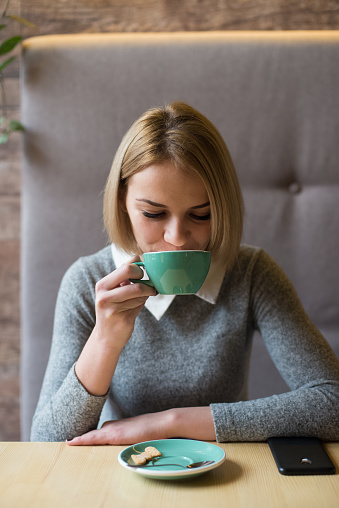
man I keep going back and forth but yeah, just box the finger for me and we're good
[66,428,109,446]
[97,280,156,309]
[119,279,131,288]
[97,260,144,292]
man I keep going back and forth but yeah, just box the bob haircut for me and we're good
[104,101,243,269]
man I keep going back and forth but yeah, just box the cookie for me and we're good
[131,446,162,465]
[131,453,147,465]
[144,446,162,459]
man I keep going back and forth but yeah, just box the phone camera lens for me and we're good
[300,458,312,464]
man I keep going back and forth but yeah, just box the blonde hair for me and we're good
[103,101,243,269]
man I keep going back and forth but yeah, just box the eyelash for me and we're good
[142,211,210,221]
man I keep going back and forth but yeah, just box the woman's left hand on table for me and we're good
[66,407,215,445]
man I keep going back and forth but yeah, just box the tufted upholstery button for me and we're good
[288,182,302,194]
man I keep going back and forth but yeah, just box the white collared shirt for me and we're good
[111,244,227,320]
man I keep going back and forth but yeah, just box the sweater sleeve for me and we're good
[210,250,339,442]
[30,256,109,442]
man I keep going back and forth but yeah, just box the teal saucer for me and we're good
[118,439,226,480]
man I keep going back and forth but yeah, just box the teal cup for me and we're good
[130,250,211,295]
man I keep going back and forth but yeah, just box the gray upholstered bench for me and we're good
[21,32,339,440]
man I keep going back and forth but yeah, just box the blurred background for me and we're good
[1,0,339,441]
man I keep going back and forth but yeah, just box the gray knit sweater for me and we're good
[30,245,339,442]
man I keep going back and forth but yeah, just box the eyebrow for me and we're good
[136,199,210,209]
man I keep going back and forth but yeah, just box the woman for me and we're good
[31,101,339,443]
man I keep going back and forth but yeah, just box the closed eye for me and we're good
[142,211,166,219]
[191,213,210,221]
[142,211,211,221]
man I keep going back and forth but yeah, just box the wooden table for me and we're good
[0,442,338,508]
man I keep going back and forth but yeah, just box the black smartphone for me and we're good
[267,437,336,476]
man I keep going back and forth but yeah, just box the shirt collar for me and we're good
[111,244,227,320]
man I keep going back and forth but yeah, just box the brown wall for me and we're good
[1,0,339,441]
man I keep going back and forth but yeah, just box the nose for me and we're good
[163,218,189,247]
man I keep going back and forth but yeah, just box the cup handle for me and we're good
[129,261,155,288]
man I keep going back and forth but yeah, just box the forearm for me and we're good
[74,261,155,396]
[211,381,339,442]
[31,365,108,442]
[75,326,124,396]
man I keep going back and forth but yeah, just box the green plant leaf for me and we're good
[7,15,38,30]
[9,119,25,132]
[0,24,7,30]
[0,36,22,56]
[0,132,9,144]
[0,55,16,72]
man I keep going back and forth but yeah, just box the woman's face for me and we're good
[124,161,211,253]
